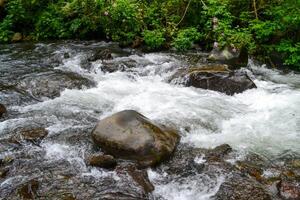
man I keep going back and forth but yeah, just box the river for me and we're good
[0,41,300,199]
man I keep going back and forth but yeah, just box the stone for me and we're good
[11,32,23,43]
[116,164,154,193]
[18,179,39,199]
[236,161,264,182]
[205,144,232,162]
[278,180,300,200]
[88,49,112,62]
[87,154,117,169]
[92,110,180,167]
[170,65,256,95]
[0,103,6,118]
[208,46,248,69]
[0,168,9,178]
[214,174,272,200]
[17,71,95,99]
[10,127,48,145]
[20,128,48,143]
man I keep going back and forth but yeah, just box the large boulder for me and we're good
[0,103,6,118]
[169,65,256,95]
[91,110,180,167]
[208,46,248,69]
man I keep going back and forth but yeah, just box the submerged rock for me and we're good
[101,58,140,73]
[170,65,256,95]
[88,49,112,62]
[20,128,48,143]
[116,164,155,193]
[11,127,48,145]
[0,103,7,117]
[92,110,180,167]
[86,154,117,169]
[17,179,39,199]
[17,71,95,99]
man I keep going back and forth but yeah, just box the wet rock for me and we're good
[170,65,256,95]
[214,174,272,200]
[88,49,112,62]
[92,110,180,167]
[11,127,48,145]
[205,144,232,162]
[278,180,300,200]
[162,145,207,177]
[0,103,7,117]
[0,168,9,178]
[208,46,248,69]
[17,71,95,99]
[87,154,117,169]
[101,58,139,73]
[237,161,264,182]
[11,32,23,43]
[116,164,154,193]
[0,156,14,165]
[18,179,39,199]
[20,128,48,143]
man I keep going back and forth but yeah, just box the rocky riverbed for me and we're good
[0,41,300,199]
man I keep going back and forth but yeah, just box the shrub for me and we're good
[172,27,201,51]
[35,5,70,39]
[102,0,142,45]
[143,29,165,50]
[0,18,13,42]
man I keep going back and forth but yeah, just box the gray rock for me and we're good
[17,71,95,99]
[170,65,256,95]
[208,46,248,69]
[92,110,180,167]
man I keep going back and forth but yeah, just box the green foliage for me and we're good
[35,5,69,39]
[0,18,13,42]
[276,40,300,69]
[0,0,299,70]
[143,29,165,50]
[172,27,201,51]
[102,0,142,45]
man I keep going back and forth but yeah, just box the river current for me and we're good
[0,41,300,199]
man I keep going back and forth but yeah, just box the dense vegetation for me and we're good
[0,0,299,69]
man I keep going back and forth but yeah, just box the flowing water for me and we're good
[0,41,300,199]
